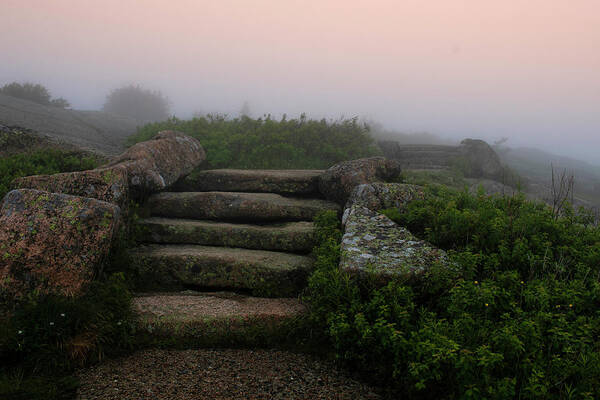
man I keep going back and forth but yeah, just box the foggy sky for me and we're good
[1,0,599,164]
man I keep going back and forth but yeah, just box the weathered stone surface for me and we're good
[459,138,504,180]
[137,217,315,253]
[0,189,120,304]
[174,169,324,195]
[319,157,402,205]
[346,183,425,211]
[128,244,313,296]
[14,167,129,209]
[146,191,340,222]
[134,292,306,341]
[340,205,448,283]
[103,130,205,197]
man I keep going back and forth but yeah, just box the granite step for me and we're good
[173,169,324,195]
[134,291,307,344]
[145,191,340,222]
[137,217,315,253]
[128,244,313,297]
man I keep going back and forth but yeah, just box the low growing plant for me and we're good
[306,187,600,399]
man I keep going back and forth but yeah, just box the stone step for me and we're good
[146,191,340,222]
[134,291,307,345]
[173,169,324,195]
[137,217,315,253]
[128,244,313,296]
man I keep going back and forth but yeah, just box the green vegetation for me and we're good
[0,149,98,200]
[307,187,600,399]
[0,274,136,400]
[128,114,380,169]
[0,82,70,108]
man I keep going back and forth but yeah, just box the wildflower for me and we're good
[520,281,524,284]
[117,321,122,326]
[60,313,65,317]
[18,330,23,335]
[485,303,489,307]
[474,281,479,285]
[556,305,561,309]
[569,304,573,308]
[49,322,54,326]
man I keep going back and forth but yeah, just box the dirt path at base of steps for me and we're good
[76,349,381,400]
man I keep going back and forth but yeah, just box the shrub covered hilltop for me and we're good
[2,116,600,399]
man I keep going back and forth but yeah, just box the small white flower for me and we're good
[117,321,122,326]
[18,330,23,335]
[49,322,54,326]
[60,313,65,317]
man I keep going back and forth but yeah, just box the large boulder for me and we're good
[459,139,504,180]
[103,130,205,198]
[340,205,449,284]
[346,183,424,211]
[14,167,129,210]
[12,131,206,204]
[0,189,120,306]
[319,157,402,205]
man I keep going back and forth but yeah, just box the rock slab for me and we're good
[319,157,402,205]
[340,205,448,283]
[103,130,206,198]
[14,167,129,209]
[346,182,425,210]
[174,169,324,195]
[137,217,316,252]
[0,189,120,305]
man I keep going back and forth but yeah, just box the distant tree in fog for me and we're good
[0,82,70,108]
[239,101,251,117]
[103,84,170,122]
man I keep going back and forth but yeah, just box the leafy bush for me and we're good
[0,82,70,108]
[128,114,380,169]
[103,84,170,122]
[306,188,600,399]
[0,274,136,399]
[0,149,98,200]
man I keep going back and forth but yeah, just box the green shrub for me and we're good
[0,82,70,108]
[128,114,380,169]
[103,84,170,122]
[0,149,98,200]
[306,188,600,399]
[0,273,136,399]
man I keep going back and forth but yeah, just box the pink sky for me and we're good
[1,0,599,162]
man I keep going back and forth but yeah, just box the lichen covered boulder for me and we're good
[340,205,449,283]
[103,130,205,198]
[346,183,424,211]
[14,166,129,209]
[0,189,120,305]
[319,157,402,205]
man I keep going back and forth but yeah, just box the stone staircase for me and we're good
[128,169,340,342]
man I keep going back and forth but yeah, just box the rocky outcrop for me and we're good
[340,205,449,283]
[319,157,402,205]
[0,93,141,156]
[0,189,120,305]
[346,183,424,210]
[103,130,206,199]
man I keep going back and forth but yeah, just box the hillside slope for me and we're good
[0,94,141,156]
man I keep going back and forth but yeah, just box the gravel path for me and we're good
[77,349,381,400]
